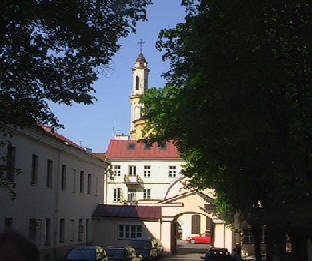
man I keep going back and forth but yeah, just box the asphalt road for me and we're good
[161,240,211,261]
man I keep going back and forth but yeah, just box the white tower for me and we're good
[130,50,150,140]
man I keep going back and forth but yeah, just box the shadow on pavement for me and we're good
[160,240,210,260]
[176,240,210,254]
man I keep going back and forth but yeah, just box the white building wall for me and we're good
[106,159,184,203]
[0,128,106,259]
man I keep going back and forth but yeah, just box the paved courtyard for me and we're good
[161,240,210,261]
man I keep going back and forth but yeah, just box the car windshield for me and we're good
[67,248,96,261]
[105,249,127,257]
[130,240,151,249]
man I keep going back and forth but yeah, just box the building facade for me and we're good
[99,52,232,253]
[0,125,106,260]
[105,140,184,204]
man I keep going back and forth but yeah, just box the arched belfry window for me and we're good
[136,76,139,90]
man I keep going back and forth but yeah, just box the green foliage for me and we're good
[142,0,312,230]
[0,0,151,127]
[0,0,151,194]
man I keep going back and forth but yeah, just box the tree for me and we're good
[0,0,151,195]
[141,1,312,260]
[0,0,151,127]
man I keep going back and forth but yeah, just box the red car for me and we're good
[186,233,212,244]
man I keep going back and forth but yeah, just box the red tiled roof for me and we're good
[93,204,161,219]
[93,153,106,161]
[40,125,85,151]
[38,125,104,163]
[106,140,181,160]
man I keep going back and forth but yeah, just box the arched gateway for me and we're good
[92,178,233,254]
[157,178,233,253]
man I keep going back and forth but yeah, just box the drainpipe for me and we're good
[53,148,61,259]
[104,162,112,204]
[104,168,107,204]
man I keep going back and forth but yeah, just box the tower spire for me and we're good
[130,44,150,140]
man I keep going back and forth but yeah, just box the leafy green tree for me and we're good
[0,0,151,127]
[0,0,151,195]
[142,1,312,260]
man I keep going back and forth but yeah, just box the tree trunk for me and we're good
[274,230,285,261]
[292,232,308,261]
[266,226,274,261]
[252,225,262,261]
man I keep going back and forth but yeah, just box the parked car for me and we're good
[105,247,142,261]
[187,232,212,244]
[129,238,162,260]
[200,248,231,260]
[65,246,108,261]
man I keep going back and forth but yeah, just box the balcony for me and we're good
[124,174,143,185]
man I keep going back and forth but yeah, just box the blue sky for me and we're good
[49,1,185,153]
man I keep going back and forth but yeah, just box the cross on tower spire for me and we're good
[137,38,145,53]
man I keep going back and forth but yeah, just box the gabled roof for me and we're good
[40,125,83,151]
[93,204,161,219]
[93,153,106,161]
[37,125,104,162]
[159,191,214,204]
[106,140,181,160]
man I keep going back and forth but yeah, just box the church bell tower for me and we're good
[130,45,150,140]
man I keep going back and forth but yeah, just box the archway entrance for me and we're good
[158,191,233,254]
[170,212,215,254]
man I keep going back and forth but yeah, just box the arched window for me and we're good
[136,76,139,90]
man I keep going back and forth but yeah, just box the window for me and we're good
[29,219,37,241]
[61,165,66,191]
[95,177,98,196]
[78,219,83,242]
[86,219,89,243]
[143,189,151,199]
[7,146,16,181]
[144,165,151,177]
[72,169,76,193]
[80,171,84,193]
[46,160,53,188]
[70,219,75,242]
[4,217,13,230]
[29,219,42,243]
[128,165,136,176]
[206,216,213,232]
[144,143,151,150]
[242,228,254,244]
[119,224,142,239]
[59,218,65,243]
[87,174,91,194]
[159,143,167,150]
[135,76,139,90]
[128,143,135,150]
[114,188,122,202]
[168,166,176,178]
[45,218,51,246]
[31,154,38,185]
[192,215,201,234]
[113,165,121,176]
[128,189,136,202]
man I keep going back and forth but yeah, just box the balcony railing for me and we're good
[124,174,143,185]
